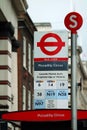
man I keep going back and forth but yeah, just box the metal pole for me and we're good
[71,33,77,130]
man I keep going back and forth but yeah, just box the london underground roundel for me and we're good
[37,33,65,56]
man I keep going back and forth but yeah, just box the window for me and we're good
[22,85,26,110]
[28,90,31,110]
[28,43,31,73]
[23,37,26,68]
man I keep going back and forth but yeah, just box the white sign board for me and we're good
[34,31,69,109]
[34,31,68,58]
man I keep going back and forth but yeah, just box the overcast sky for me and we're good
[27,0,87,61]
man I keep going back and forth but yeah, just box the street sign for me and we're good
[64,12,83,130]
[2,110,87,122]
[64,12,83,33]
[34,31,68,109]
[34,31,68,81]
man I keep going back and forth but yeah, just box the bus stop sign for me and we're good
[64,12,83,33]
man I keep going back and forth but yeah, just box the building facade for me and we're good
[68,45,87,110]
[35,22,52,31]
[0,0,36,130]
[18,12,37,111]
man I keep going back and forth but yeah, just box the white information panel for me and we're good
[34,31,69,109]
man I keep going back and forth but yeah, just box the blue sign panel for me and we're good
[45,90,57,99]
[57,90,68,99]
[34,99,45,109]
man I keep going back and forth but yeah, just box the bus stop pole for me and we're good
[71,33,77,130]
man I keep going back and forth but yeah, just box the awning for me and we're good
[2,109,87,122]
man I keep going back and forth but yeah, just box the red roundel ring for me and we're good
[37,33,65,56]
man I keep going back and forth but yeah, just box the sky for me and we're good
[27,0,87,61]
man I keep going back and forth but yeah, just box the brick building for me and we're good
[18,12,37,111]
[0,0,36,129]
